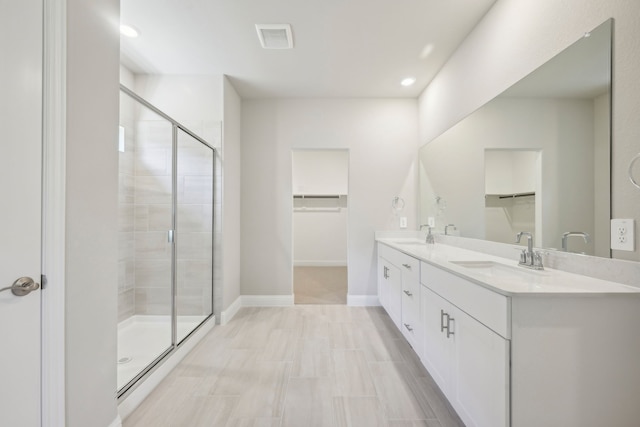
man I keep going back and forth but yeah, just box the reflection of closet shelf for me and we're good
[486,192,535,199]
[293,194,345,199]
[293,207,341,212]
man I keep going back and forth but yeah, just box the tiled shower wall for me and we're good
[117,107,217,322]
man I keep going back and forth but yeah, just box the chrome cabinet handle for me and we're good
[440,309,447,333]
[383,266,389,279]
[0,277,40,296]
[403,323,413,332]
[402,263,412,270]
[403,290,413,297]
[446,316,455,338]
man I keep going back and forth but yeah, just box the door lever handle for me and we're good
[0,277,40,296]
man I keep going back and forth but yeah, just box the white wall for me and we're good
[418,0,640,261]
[241,99,418,298]
[222,76,242,312]
[66,0,119,425]
[292,150,349,195]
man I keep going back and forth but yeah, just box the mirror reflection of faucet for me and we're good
[444,224,457,236]
[515,231,544,270]
[561,231,591,252]
[420,224,435,244]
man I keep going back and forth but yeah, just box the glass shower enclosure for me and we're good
[117,85,215,397]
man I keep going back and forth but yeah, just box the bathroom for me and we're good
[2,0,640,426]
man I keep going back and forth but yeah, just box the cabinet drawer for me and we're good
[421,262,510,338]
[379,243,420,283]
[401,292,421,350]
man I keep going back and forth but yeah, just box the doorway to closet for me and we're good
[292,150,348,304]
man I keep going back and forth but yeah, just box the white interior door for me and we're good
[0,0,43,425]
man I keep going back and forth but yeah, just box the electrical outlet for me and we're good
[427,217,435,227]
[611,219,635,251]
[399,216,407,229]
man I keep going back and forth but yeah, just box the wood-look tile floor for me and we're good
[123,306,465,427]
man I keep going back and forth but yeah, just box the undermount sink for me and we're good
[450,260,545,278]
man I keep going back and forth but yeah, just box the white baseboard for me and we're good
[108,416,123,427]
[241,294,295,307]
[118,316,215,421]
[220,296,242,325]
[293,261,348,267]
[347,295,380,306]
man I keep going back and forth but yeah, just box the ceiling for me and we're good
[120,0,496,99]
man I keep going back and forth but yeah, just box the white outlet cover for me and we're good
[611,219,635,251]
[399,216,407,229]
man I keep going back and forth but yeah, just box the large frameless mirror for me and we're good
[419,19,612,257]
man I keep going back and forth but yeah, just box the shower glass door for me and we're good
[175,128,214,343]
[117,86,216,397]
[117,92,174,390]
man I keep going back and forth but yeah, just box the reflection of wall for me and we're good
[485,151,537,195]
[420,97,600,253]
[485,195,536,245]
[484,150,538,246]
[418,0,640,261]
[593,93,610,257]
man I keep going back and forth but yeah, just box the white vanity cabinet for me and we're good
[377,254,402,328]
[377,238,640,427]
[421,263,509,427]
[377,243,422,351]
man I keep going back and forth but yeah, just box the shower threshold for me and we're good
[117,315,207,390]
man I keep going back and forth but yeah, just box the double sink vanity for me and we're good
[376,235,640,427]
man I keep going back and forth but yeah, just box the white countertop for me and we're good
[376,237,640,296]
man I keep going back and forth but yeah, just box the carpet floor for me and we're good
[294,266,347,305]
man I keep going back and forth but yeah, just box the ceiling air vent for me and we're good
[255,24,293,49]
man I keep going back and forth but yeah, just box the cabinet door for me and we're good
[421,286,452,395]
[379,257,402,328]
[450,307,509,427]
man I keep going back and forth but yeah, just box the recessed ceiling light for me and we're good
[401,77,416,87]
[120,24,139,38]
[419,44,434,60]
[256,24,293,49]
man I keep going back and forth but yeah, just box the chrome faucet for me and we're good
[561,231,591,252]
[420,224,435,244]
[515,231,544,270]
[444,224,457,235]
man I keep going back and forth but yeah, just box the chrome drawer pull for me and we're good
[403,290,413,297]
[446,316,455,338]
[402,263,412,269]
[403,323,413,332]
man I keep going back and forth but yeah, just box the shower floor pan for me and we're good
[117,315,207,390]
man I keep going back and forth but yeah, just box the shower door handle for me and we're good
[0,277,40,296]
